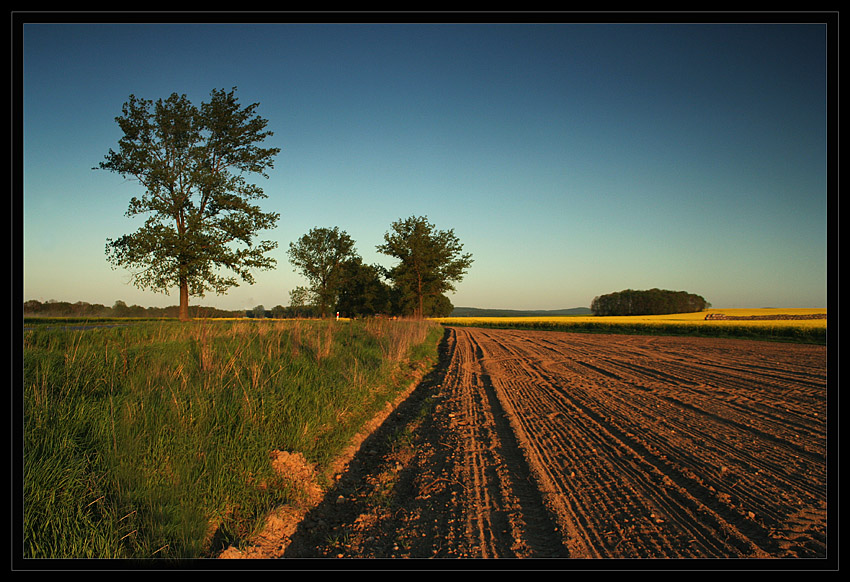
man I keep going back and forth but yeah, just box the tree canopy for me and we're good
[287,226,359,318]
[335,258,392,318]
[377,215,473,319]
[96,87,280,321]
[590,288,710,316]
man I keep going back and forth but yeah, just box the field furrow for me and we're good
[448,327,828,559]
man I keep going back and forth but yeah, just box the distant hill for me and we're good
[449,306,592,317]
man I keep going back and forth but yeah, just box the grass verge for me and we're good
[23,318,442,559]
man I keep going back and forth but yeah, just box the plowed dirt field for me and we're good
[223,326,828,561]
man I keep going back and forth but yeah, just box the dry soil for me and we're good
[219,326,828,561]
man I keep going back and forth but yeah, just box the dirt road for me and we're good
[225,326,828,561]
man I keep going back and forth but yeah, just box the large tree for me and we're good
[377,215,473,319]
[96,87,280,321]
[287,226,359,318]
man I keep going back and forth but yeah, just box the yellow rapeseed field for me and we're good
[434,308,827,330]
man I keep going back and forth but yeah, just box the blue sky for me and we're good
[20,18,831,311]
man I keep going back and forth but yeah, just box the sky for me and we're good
[18,16,832,311]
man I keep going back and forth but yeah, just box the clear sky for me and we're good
[19,17,831,311]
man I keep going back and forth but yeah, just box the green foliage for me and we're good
[95,87,280,320]
[377,215,473,319]
[590,288,710,316]
[336,258,393,318]
[287,227,359,318]
[423,293,454,317]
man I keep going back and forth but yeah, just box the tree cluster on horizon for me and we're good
[590,288,711,316]
[287,216,472,319]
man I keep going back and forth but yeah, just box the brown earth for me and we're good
[219,326,829,562]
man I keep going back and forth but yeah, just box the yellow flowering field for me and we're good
[433,308,826,343]
[437,308,823,326]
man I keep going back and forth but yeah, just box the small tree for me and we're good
[289,286,315,318]
[287,227,359,318]
[336,258,392,318]
[377,215,473,319]
[96,87,281,321]
[426,294,454,318]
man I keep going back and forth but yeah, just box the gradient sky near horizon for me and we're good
[21,19,830,311]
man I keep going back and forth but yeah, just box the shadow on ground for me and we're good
[281,327,458,558]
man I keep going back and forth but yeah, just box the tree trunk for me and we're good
[179,275,191,322]
[176,214,191,322]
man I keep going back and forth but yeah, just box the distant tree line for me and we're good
[23,299,243,319]
[590,288,711,316]
[244,303,317,319]
[27,213,471,320]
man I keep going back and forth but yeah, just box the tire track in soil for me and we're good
[226,326,827,561]
[278,327,568,559]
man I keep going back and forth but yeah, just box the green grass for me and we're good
[23,318,443,559]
